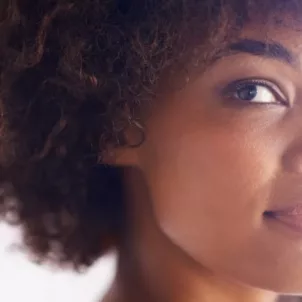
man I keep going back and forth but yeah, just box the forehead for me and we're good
[183,21,302,79]
[239,19,302,61]
[159,4,302,92]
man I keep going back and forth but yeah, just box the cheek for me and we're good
[142,120,279,267]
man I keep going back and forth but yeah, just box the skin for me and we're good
[103,21,302,302]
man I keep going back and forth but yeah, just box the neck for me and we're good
[113,231,277,302]
[104,167,279,302]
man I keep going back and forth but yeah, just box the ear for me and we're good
[101,144,140,167]
[100,121,144,167]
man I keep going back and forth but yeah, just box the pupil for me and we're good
[238,85,257,101]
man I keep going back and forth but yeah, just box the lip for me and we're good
[266,203,302,216]
[264,204,302,236]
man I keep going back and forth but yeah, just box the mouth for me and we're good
[264,205,302,237]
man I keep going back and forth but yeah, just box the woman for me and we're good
[1,0,302,301]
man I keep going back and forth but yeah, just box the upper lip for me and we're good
[265,179,302,217]
[265,203,302,216]
[265,204,302,217]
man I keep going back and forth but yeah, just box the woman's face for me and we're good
[118,21,302,293]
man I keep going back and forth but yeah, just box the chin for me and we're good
[228,270,302,295]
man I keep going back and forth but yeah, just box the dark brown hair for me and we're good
[0,0,300,269]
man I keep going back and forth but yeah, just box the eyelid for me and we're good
[222,78,290,106]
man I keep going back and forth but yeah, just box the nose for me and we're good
[281,105,302,174]
[282,142,302,174]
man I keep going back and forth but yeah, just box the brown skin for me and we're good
[104,23,302,302]
[2,2,302,302]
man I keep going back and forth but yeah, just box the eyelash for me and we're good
[222,78,289,106]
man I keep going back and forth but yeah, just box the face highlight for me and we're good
[117,21,302,294]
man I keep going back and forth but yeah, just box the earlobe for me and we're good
[100,118,145,167]
[101,145,140,167]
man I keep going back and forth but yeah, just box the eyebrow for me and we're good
[217,38,296,67]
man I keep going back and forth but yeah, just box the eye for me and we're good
[224,79,288,106]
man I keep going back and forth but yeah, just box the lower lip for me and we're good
[264,212,302,239]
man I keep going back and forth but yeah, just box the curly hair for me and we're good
[0,0,301,269]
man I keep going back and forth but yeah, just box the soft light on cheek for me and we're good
[144,108,283,261]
